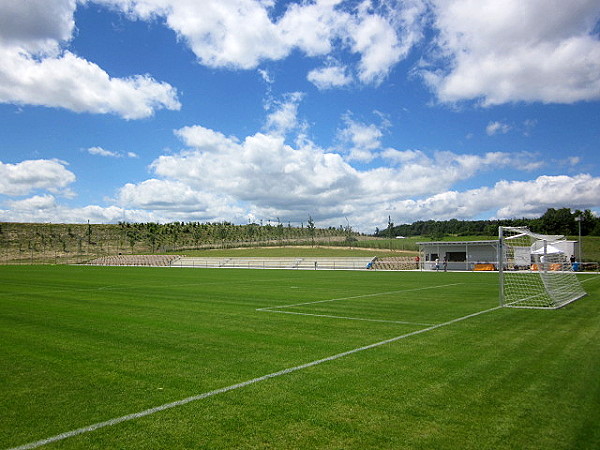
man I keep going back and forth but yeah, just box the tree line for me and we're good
[375,208,600,239]
[0,219,358,264]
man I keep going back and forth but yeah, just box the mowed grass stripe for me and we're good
[1,266,599,449]
[257,282,465,325]
[2,266,446,447]
[9,304,501,450]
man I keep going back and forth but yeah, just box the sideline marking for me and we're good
[8,304,500,450]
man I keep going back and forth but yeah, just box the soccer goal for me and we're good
[498,226,586,309]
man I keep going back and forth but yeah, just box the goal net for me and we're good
[498,226,586,309]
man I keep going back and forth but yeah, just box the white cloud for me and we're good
[7,194,57,211]
[0,159,76,196]
[0,49,181,119]
[277,0,347,57]
[424,0,600,104]
[87,146,120,158]
[0,0,76,54]
[0,200,159,224]
[379,174,600,224]
[337,116,385,162]
[115,179,246,222]
[2,147,598,231]
[153,126,359,214]
[0,0,181,118]
[374,149,540,199]
[87,146,138,158]
[486,121,511,136]
[99,0,424,87]
[3,172,599,231]
[492,174,600,217]
[522,119,538,136]
[175,126,240,153]
[103,117,581,232]
[264,92,305,136]
[350,12,402,84]
[118,0,289,69]
[258,68,274,85]
[307,65,353,90]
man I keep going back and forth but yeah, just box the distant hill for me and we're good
[0,221,357,264]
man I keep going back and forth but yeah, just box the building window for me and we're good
[447,251,466,262]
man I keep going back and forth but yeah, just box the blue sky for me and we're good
[1,0,599,233]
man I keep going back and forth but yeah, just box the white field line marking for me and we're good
[257,283,463,312]
[8,303,500,450]
[580,275,600,285]
[256,283,461,326]
[257,309,434,326]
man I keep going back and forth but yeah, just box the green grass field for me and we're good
[1,266,599,449]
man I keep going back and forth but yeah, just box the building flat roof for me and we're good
[417,240,498,246]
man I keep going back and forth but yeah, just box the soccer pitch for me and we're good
[1,266,599,449]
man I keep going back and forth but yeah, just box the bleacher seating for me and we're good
[86,255,181,266]
[171,257,376,270]
[370,256,418,270]
[84,255,432,271]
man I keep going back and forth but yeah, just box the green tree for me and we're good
[307,215,315,246]
[540,208,575,235]
[387,215,394,250]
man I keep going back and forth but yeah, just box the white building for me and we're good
[418,240,499,271]
[418,239,577,271]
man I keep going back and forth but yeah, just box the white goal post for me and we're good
[498,226,586,309]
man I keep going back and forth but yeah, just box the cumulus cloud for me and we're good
[0,0,180,118]
[350,11,402,84]
[376,174,600,225]
[337,116,385,162]
[364,150,542,202]
[307,65,353,90]
[99,112,593,232]
[423,0,600,104]
[0,200,159,224]
[264,92,305,136]
[0,0,75,54]
[153,126,359,215]
[5,0,597,117]
[4,172,599,231]
[2,147,598,231]
[492,174,600,217]
[0,159,76,197]
[7,194,57,211]
[118,179,241,217]
[99,0,423,87]
[0,49,181,119]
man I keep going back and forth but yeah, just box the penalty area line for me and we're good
[8,304,500,450]
[259,309,435,326]
[257,283,463,311]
